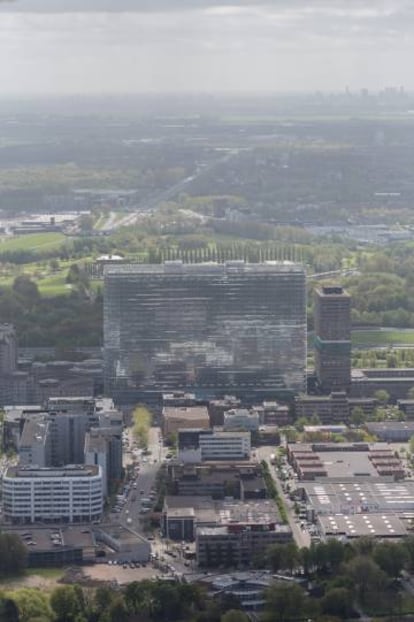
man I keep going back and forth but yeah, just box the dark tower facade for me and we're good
[314,286,351,393]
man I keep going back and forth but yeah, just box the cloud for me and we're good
[0,0,407,12]
[0,0,412,95]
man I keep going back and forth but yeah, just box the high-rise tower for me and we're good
[0,324,17,374]
[314,286,351,393]
[104,261,307,403]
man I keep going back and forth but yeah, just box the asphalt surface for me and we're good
[108,426,165,533]
[257,445,311,549]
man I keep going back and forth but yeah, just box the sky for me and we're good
[0,0,412,96]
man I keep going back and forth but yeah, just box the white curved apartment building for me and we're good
[2,465,103,524]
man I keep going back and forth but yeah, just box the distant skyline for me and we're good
[0,0,412,95]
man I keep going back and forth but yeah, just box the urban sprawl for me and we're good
[3,260,414,613]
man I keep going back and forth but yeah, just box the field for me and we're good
[0,232,66,253]
[352,329,414,347]
[36,273,71,297]
[0,567,64,591]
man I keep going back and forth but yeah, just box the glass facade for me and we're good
[104,261,306,401]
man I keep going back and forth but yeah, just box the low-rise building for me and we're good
[196,524,292,568]
[6,526,97,567]
[295,391,376,424]
[162,391,198,408]
[95,525,151,563]
[162,406,210,438]
[178,429,251,463]
[288,442,404,480]
[2,465,103,524]
[170,461,266,500]
[351,368,414,400]
[251,401,291,426]
[208,396,241,426]
[318,513,407,540]
[365,421,414,442]
[224,408,260,431]
[188,571,275,611]
[163,496,291,566]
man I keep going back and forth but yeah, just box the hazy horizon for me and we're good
[0,0,412,96]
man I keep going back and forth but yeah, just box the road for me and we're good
[119,427,193,575]
[97,151,240,232]
[109,426,165,534]
[257,446,311,549]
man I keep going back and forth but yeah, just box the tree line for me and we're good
[3,530,414,621]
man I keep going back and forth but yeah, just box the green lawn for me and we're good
[352,329,414,347]
[0,233,66,253]
[36,273,71,297]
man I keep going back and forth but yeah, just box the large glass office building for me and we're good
[104,261,306,403]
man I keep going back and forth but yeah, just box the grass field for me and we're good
[0,233,66,253]
[352,329,414,347]
[36,273,71,297]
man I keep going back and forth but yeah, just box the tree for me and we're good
[109,597,129,622]
[300,546,313,577]
[267,544,285,573]
[220,610,249,622]
[12,276,40,308]
[94,586,115,615]
[373,542,408,577]
[344,556,387,606]
[408,386,414,399]
[295,416,309,432]
[280,427,298,443]
[320,587,354,619]
[166,431,177,448]
[263,583,308,622]
[0,533,28,576]
[310,413,321,425]
[350,406,366,426]
[352,536,375,556]
[374,389,390,405]
[324,538,347,572]
[50,586,84,622]
[132,406,153,449]
[9,588,53,622]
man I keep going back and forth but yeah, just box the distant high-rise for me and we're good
[314,286,351,393]
[0,324,17,374]
[104,261,307,402]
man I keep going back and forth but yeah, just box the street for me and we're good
[257,446,311,549]
[109,426,165,534]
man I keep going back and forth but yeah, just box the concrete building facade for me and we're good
[223,408,260,431]
[178,429,251,463]
[2,465,103,524]
[162,406,210,437]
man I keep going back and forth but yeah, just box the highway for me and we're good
[97,150,240,232]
